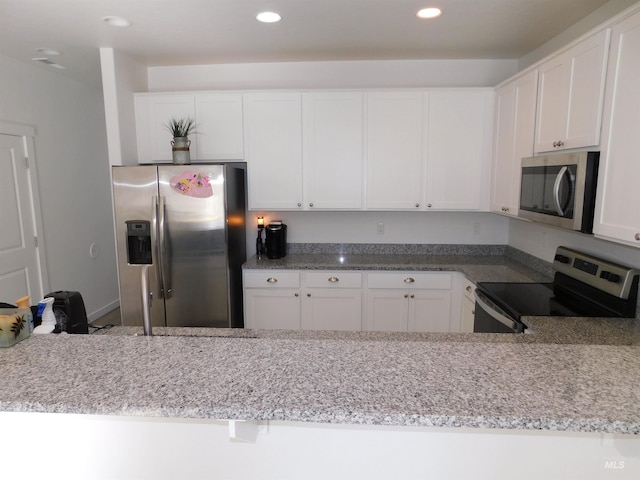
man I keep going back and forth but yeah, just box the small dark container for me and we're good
[44,291,89,334]
[265,223,287,259]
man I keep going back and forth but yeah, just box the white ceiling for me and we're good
[0,0,621,88]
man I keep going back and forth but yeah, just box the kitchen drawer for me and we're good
[367,272,452,290]
[305,271,362,288]
[462,277,476,302]
[244,270,300,288]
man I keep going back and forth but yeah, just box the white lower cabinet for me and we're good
[244,269,459,333]
[244,270,363,331]
[243,270,301,330]
[302,272,362,331]
[366,272,452,333]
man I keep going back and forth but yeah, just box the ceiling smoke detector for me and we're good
[102,16,132,27]
[35,48,61,56]
[32,57,66,69]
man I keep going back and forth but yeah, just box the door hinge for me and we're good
[34,236,38,248]
[25,157,30,169]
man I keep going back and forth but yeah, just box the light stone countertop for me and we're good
[242,252,553,283]
[2,330,640,434]
[3,246,639,434]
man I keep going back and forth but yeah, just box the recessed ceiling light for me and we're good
[102,16,132,27]
[256,11,281,23]
[417,7,442,19]
[36,48,61,56]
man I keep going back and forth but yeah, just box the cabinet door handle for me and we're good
[328,276,339,283]
[309,202,314,207]
[410,294,415,299]
[404,277,415,283]
[427,203,432,208]
[307,293,311,297]
[294,293,299,297]
[466,285,472,292]
[297,203,302,207]
[404,294,409,298]
[415,203,420,208]
[635,233,640,241]
[266,277,278,283]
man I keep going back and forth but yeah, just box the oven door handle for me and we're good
[474,290,524,333]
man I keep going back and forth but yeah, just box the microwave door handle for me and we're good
[553,166,569,216]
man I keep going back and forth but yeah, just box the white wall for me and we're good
[100,48,148,166]
[508,219,640,268]
[147,58,518,91]
[0,53,118,320]
[245,211,509,255]
[3,413,639,480]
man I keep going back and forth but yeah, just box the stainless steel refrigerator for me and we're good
[112,164,246,328]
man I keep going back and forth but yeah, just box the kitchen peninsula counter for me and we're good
[3,245,639,436]
[2,323,640,435]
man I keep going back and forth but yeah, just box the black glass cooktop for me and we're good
[476,282,620,319]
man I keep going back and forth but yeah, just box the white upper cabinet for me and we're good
[134,92,243,163]
[426,89,494,210]
[366,91,426,210]
[194,94,244,160]
[490,70,538,216]
[594,12,640,248]
[302,92,364,209]
[243,92,303,210]
[134,94,196,163]
[534,29,610,153]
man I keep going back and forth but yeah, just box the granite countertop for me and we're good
[2,245,638,435]
[2,330,640,435]
[242,252,554,284]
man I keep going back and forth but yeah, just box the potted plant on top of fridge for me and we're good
[165,117,196,165]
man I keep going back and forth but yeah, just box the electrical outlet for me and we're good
[377,222,384,235]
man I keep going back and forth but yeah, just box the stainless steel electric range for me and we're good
[474,246,640,333]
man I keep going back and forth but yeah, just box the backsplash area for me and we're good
[285,243,555,278]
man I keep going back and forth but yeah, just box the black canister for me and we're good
[265,223,287,259]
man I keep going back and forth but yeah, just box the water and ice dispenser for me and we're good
[125,220,152,265]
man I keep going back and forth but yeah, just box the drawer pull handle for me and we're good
[328,276,339,283]
[404,277,415,284]
[466,286,472,292]
[266,277,278,283]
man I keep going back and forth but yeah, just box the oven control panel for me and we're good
[553,246,639,299]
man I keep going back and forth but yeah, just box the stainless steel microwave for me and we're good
[518,151,599,233]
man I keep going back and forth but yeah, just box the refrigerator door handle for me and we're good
[158,195,172,297]
[153,195,165,299]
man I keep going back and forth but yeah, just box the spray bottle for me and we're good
[33,297,56,334]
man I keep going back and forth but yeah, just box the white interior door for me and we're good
[0,134,43,304]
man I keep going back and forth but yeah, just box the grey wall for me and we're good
[0,53,119,319]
